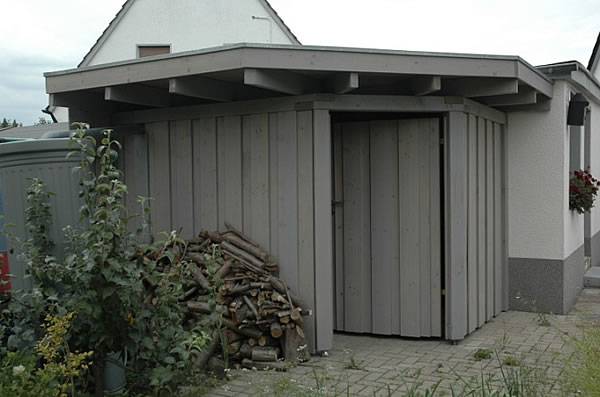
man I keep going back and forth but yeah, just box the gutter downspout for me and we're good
[42,106,58,123]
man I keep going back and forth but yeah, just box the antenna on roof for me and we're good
[252,16,273,43]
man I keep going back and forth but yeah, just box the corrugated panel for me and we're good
[0,140,80,291]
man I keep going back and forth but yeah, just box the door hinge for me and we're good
[440,138,445,145]
[441,289,447,296]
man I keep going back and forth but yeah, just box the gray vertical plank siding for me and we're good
[371,120,400,335]
[342,122,372,333]
[275,111,299,292]
[418,120,432,337]
[313,109,334,352]
[429,121,442,337]
[493,123,503,316]
[128,104,506,349]
[170,120,194,238]
[333,125,345,330]
[334,118,442,338]
[399,120,422,337]
[485,120,495,320]
[268,113,279,261]
[217,116,243,231]
[243,114,270,249]
[123,133,149,233]
[140,110,325,352]
[297,110,316,351]
[467,115,478,333]
[446,112,468,340]
[476,117,487,327]
[192,118,218,233]
[147,121,172,234]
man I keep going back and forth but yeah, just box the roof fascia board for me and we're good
[48,44,552,80]
[79,0,136,67]
[113,93,506,125]
[538,61,600,103]
[46,45,553,98]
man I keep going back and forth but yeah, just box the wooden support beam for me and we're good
[443,78,519,98]
[496,94,551,112]
[105,84,170,107]
[169,76,235,102]
[244,68,319,95]
[478,87,538,107]
[409,76,441,96]
[49,92,106,108]
[327,72,359,94]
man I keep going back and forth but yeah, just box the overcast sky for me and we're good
[1,0,599,125]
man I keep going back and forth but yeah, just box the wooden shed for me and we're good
[44,44,554,352]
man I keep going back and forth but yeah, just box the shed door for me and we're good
[333,119,442,338]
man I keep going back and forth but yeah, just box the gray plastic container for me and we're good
[0,139,80,290]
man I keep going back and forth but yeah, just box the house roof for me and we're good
[47,43,555,114]
[588,32,600,72]
[538,60,600,103]
[79,0,301,68]
[0,122,70,139]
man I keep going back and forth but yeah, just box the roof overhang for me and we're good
[46,44,554,113]
[537,61,600,104]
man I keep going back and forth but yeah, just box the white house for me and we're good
[51,0,300,122]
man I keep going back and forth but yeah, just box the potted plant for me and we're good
[569,168,600,214]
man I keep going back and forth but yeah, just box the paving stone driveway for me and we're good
[207,289,600,396]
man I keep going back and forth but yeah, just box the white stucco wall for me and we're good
[589,101,600,236]
[507,80,574,260]
[87,0,296,66]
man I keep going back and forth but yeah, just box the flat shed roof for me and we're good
[45,43,554,112]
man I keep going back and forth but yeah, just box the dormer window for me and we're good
[137,45,171,58]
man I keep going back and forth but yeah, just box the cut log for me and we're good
[268,277,304,307]
[222,318,263,339]
[222,241,264,268]
[224,222,261,248]
[271,291,288,304]
[227,340,242,355]
[270,322,283,338]
[194,329,220,369]
[283,327,304,365]
[279,316,290,324]
[248,338,257,347]
[290,308,302,321]
[243,295,259,319]
[258,335,277,347]
[222,233,268,262]
[242,358,287,371]
[239,343,252,359]
[215,260,232,280]
[251,347,279,362]
[190,264,210,290]
[181,287,197,301]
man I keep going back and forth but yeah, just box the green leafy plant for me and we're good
[0,312,92,397]
[2,124,209,396]
[561,327,600,396]
[473,348,492,361]
[569,168,599,214]
[502,356,520,367]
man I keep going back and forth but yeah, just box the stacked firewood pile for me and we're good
[162,223,311,374]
